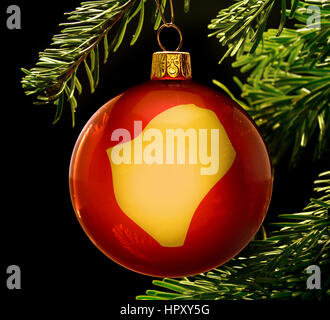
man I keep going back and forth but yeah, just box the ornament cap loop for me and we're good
[157,23,183,52]
[151,51,192,80]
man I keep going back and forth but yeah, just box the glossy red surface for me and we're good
[69,80,273,277]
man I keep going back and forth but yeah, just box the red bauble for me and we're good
[69,79,273,277]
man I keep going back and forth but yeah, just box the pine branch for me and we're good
[234,30,329,164]
[21,0,190,126]
[207,0,330,63]
[137,171,330,300]
[208,0,278,64]
[22,0,136,126]
[212,0,330,164]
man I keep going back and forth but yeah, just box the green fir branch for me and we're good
[207,0,328,64]
[234,4,330,164]
[208,0,278,64]
[137,171,330,300]
[212,0,330,164]
[22,0,136,126]
[21,0,190,126]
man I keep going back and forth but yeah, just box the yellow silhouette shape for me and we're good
[107,104,236,247]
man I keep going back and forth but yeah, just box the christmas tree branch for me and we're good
[21,0,190,126]
[22,0,136,126]
[208,0,278,64]
[233,30,329,164]
[207,0,329,63]
[137,170,330,300]
[212,0,330,164]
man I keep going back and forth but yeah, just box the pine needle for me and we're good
[210,0,330,164]
[21,0,190,125]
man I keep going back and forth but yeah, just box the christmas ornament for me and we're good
[69,3,273,277]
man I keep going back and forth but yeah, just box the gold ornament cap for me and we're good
[151,51,192,80]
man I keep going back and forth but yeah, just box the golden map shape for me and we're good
[107,104,236,247]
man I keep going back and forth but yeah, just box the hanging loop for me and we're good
[154,0,183,51]
[157,23,183,51]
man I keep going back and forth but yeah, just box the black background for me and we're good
[1,0,328,316]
